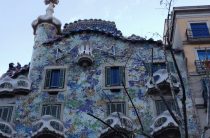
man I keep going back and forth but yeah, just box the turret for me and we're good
[32,0,61,45]
[29,0,62,92]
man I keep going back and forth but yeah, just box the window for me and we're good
[145,62,175,73]
[42,104,61,119]
[190,23,210,38]
[44,68,66,89]
[155,100,176,115]
[105,66,125,87]
[107,102,126,115]
[197,49,210,61]
[152,62,166,73]
[0,106,13,122]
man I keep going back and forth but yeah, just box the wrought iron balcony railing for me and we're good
[186,28,210,42]
[195,60,210,74]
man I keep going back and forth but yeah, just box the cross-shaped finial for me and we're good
[44,0,59,5]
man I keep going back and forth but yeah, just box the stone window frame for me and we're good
[194,47,210,61]
[187,20,210,38]
[0,104,15,123]
[144,60,175,74]
[151,96,177,116]
[40,102,64,120]
[105,99,128,116]
[102,63,128,90]
[42,66,67,92]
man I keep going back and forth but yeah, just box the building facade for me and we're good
[166,5,210,137]
[0,1,199,138]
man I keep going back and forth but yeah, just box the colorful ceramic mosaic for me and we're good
[0,2,199,136]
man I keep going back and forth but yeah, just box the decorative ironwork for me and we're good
[77,44,94,67]
[186,28,210,42]
[195,60,210,74]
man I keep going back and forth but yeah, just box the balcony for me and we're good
[0,75,31,97]
[76,44,94,67]
[150,111,180,138]
[186,28,210,43]
[145,69,180,95]
[31,115,65,138]
[0,119,16,138]
[195,60,210,74]
[100,112,134,138]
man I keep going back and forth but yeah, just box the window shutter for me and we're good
[57,104,61,119]
[191,23,209,37]
[107,104,111,115]
[45,69,51,89]
[168,62,175,73]
[0,106,13,122]
[119,67,125,86]
[105,67,111,86]
[7,107,13,122]
[59,69,65,88]
[144,63,151,74]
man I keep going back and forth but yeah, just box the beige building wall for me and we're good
[172,16,210,73]
[167,6,210,137]
[184,44,210,73]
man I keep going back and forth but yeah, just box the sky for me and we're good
[0,0,209,76]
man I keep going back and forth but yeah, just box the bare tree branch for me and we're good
[102,90,123,126]
[161,0,189,137]
[122,82,152,138]
[87,113,118,133]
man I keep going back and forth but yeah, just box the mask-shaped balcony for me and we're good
[100,112,134,138]
[0,75,31,97]
[31,115,65,138]
[76,44,94,67]
[0,119,16,138]
[150,111,180,138]
[145,69,180,95]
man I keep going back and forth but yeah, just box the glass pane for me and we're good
[117,104,122,113]
[156,100,176,115]
[51,105,57,118]
[46,106,51,115]
[42,106,46,115]
[105,67,111,86]
[122,103,125,114]
[42,104,61,119]
[2,108,8,121]
[107,104,111,115]
[0,109,2,118]
[191,23,210,37]
[119,67,125,85]
[44,70,51,88]
[110,67,120,86]
[153,63,166,73]
[57,105,61,119]
[59,69,65,88]
[7,107,13,122]
[197,50,210,60]
[50,70,60,88]
[111,104,116,113]
[0,107,13,122]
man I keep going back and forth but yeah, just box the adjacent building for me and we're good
[0,1,200,138]
[166,5,210,137]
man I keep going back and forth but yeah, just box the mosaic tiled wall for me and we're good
[8,23,198,137]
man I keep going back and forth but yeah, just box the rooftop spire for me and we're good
[44,0,59,16]
[32,0,61,35]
